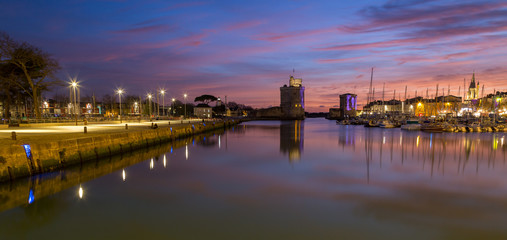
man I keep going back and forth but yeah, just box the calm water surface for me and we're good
[1,119,507,239]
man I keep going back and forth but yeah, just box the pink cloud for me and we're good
[317,56,364,64]
[254,27,336,42]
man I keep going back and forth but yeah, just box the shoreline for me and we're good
[0,119,244,182]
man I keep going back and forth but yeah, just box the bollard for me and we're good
[84,126,87,133]
[11,131,16,140]
[181,120,183,124]
[125,124,128,130]
[151,122,154,128]
[168,121,171,125]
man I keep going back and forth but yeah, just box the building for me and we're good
[280,75,305,120]
[339,93,357,119]
[194,103,212,118]
[328,93,358,120]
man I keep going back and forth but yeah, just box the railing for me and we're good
[0,116,225,125]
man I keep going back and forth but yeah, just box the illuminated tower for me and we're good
[280,75,305,120]
[339,93,357,119]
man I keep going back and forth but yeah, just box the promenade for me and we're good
[0,119,206,145]
[0,118,242,182]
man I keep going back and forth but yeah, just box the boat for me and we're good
[364,120,379,127]
[468,122,481,132]
[336,120,350,125]
[379,120,396,128]
[401,119,421,131]
[421,123,444,132]
[442,122,455,132]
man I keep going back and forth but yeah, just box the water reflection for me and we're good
[339,127,507,179]
[1,120,507,239]
[0,128,228,213]
[78,185,83,199]
[280,120,304,162]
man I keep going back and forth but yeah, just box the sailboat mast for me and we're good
[382,82,385,114]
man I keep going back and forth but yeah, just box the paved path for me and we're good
[0,119,208,144]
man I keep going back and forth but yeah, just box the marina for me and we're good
[1,119,507,239]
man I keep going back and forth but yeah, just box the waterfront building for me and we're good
[363,99,402,115]
[194,103,212,118]
[280,75,305,120]
[328,93,357,119]
[339,93,357,118]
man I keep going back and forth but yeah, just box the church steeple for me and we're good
[469,72,476,89]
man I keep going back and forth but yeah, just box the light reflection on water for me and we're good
[0,119,507,239]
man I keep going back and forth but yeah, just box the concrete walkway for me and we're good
[0,119,208,145]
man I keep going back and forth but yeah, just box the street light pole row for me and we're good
[67,80,188,121]
[146,92,188,119]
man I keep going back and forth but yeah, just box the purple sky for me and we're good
[2,0,507,111]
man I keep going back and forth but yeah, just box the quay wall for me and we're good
[0,119,242,182]
[0,133,211,213]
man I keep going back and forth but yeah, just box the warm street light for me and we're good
[116,88,124,123]
[184,93,187,119]
[69,79,80,125]
[147,94,152,118]
[171,98,175,116]
[160,89,165,117]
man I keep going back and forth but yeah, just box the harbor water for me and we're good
[1,118,507,239]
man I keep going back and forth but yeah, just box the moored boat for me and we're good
[421,123,444,132]
[379,120,396,128]
[401,119,421,131]
[364,120,379,127]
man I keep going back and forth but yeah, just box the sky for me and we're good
[1,0,507,112]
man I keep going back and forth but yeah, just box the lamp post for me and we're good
[171,98,175,116]
[69,80,79,126]
[156,92,159,117]
[147,94,152,119]
[160,89,165,117]
[184,94,187,119]
[117,89,124,123]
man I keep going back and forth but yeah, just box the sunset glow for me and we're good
[2,0,507,111]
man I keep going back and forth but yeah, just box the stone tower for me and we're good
[280,75,305,120]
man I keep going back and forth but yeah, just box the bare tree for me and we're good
[0,32,61,119]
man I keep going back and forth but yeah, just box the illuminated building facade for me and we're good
[194,103,212,118]
[339,93,357,118]
[280,75,305,120]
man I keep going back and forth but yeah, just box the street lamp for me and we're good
[171,98,175,116]
[160,89,165,117]
[147,94,152,118]
[184,93,187,119]
[116,88,124,123]
[69,79,79,125]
